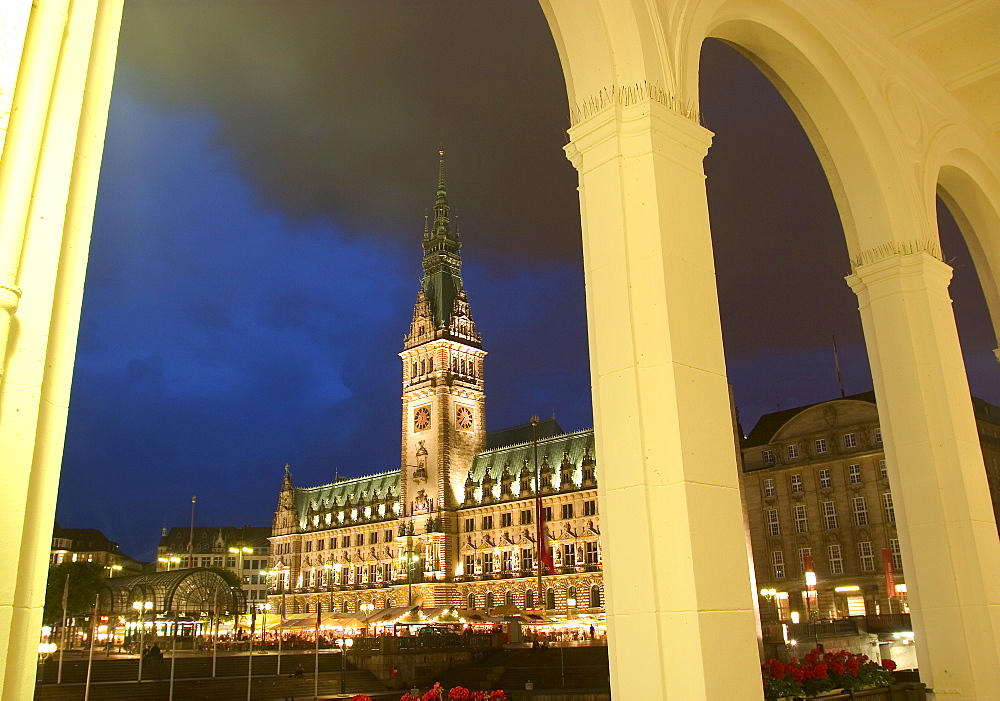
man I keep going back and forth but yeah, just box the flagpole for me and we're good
[57,572,69,684]
[83,593,99,701]
[314,605,321,699]
[532,416,544,610]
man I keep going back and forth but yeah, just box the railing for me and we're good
[787,618,863,640]
[863,613,912,634]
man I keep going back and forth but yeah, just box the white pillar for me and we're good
[848,249,1000,700]
[567,97,762,700]
[0,1,122,698]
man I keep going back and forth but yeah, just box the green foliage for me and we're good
[43,561,108,624]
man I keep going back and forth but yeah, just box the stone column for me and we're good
[566,96,762,700]
[0,1,122,697]
[848,248,1000,700]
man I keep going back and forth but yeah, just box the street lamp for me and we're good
[759,588,778,621]
[360,603,374,636]
[158,557,180,571]
[131,600,152,682]
[335,637,354,694]
[401,546,419,606]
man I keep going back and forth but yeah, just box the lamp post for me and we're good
[360,602,374,637]
[335,637,354,694]
[401,544,419,607]
[229,546,253,617]
[759,588,778,622]
[131,600,152,682]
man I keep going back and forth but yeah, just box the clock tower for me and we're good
[399,151,486,586]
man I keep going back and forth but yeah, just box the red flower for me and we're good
[352,696,373,701]
[882,659,897,671]
[448,687,471,700]
[488,692,507,701]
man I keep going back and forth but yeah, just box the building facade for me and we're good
[269,155,605,618]
[157,525,271,609]
[50,524,142,575]
[742,392,1000,624]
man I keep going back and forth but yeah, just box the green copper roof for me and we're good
[294,470,400,529]
[467,428,597,486]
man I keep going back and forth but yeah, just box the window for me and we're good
[583,500,597,516]
[521,548,534,572]
[762,449,775,466]
[882,493,895,523]
[858,541,875,571]
[543,506,552,522]
[763,478,775,498]
[465,518,475,532]
[828,544,844,575]
[468,593,476,609]
[848,464,862,484]
[852,496,869,526]
[502,551,513,571]
[330,537,338,549]
[483,552,494,572]
[787,444,799,459]
[371,531,379,544]
[819,469,832,489]
[766,509,780,536]
[563,544,576,568]
[385,529,393,542]
[520,509,532,525]
[590,585,601,609]
[798,547,812,574]
[771,551,785,579]
[873,427,882,443]
[890,538,902,569]
[878,460,888,481]
[546,588,556,610]
[464,554,475,575]
[505,591,515,606]
[815,438,828,454]
[585,541,599,565]
[561,503,574,520]
[501,512,513,528]
[822,501,838,530]
[790,474,802,494]
[844,433,857,448]
[525,590,535,609]
[482,515,493,530]
[305,541,312,552]
[793,505,808,533]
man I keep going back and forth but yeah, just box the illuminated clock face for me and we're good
[414,406,431,431]
[456,406,474,430]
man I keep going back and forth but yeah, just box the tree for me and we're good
[43,561,108,625]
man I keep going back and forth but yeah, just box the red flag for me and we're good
[883,548,896,597]
[535,500,554,573]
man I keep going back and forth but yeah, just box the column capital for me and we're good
[846,247,952,300]
[565,86,712,176]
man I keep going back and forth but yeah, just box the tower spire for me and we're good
[431,149,452,239]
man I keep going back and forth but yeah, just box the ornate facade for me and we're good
[269,154,604,618]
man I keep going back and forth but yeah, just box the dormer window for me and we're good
[786,444,799,459]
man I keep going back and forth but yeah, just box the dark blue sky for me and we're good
[56,1,997,562]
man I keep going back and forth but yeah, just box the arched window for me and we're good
[468,593,476,609]
[385,598,393,609]
[525,590,535,609]
[341,601,348,614]
[567,586,577,608]
[590,585,601,609]
[428,357,433,371]
[412,361,417,378]
[486,592,495,610]
[421,359,426,374]
[505,591,514,607]
[546,588,556,610]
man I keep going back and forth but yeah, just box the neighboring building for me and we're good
[50,523,142,575]
[270,155,604,617]
[157,525,271,609]
[741,392,1000,623]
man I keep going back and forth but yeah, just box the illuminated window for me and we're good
[771,551,785,579]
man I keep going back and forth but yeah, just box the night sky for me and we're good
[55,1,997,562]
